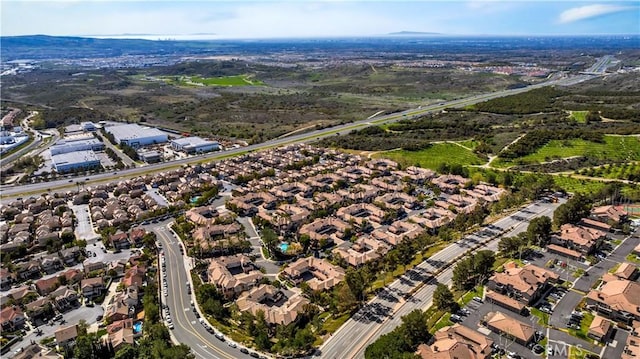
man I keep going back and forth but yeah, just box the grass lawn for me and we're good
[160,74,265,87]
[626,253,640,264]
[496,135,640,168]
[432,313,454,331]
[190,75,265,86]
[457,140,479,150]
[568,111,588,123]
[322,313,351,334]
[458,286,484,307]
[375,142,485,171]
[568,311,595,340]
[530,307,549,326]
[569,345,599,359]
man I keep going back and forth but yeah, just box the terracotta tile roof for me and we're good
[484,311,535,343]
[589,315,612,337]
[588,278,640,316]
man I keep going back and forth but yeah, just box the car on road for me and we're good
[250,352,259,358]
[215,332,225,341]
[228,342,237,348]
[240,348,249,354]
[168,323,174,330]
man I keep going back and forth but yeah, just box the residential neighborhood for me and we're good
[1,143,639,359]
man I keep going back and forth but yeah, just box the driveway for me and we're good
[459,300,543,359]
[70,204,100,241]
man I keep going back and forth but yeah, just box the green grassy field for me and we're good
[568,110,588,123]
[160,74,265,87]
[375,143,485,170]
[552,176,608,194]
[495,135,640,168]
[190,75,265,86]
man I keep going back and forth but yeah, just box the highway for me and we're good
[319,200,562,359]
[153,224,256,359]
[0,71,598,201]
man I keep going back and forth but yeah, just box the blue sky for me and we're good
[1,1,639,38]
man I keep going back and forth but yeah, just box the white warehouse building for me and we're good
[106,124,168,148]
[170,137,220,154]
[50,138,105,155]
[52,150,101,173]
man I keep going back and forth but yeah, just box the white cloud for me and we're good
[558,4,635,24]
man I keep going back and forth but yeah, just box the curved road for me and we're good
[0,72,597,201]
[153,224,256,359]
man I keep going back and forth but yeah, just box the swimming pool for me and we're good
[279,242,289,253]
[190,196,201,204]
[133,321,143,334]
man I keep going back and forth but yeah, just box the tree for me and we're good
[345,268,367,302]
[114,344,137,359]
[364,331,413,359]
[498,235,524,257]
[400,309,430,348]
[553,193,592,227]
[452,257,474,290]
[526,216,552,246]
[261,227,278,256]
[473,250,495,279]
[433,284,457,312]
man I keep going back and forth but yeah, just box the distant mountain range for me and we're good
[2,34,638,63]
[387,31,443,36]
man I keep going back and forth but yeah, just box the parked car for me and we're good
[472,296,483,303]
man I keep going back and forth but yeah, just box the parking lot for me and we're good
[456,298,545,359]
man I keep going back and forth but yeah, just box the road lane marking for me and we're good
[156,229,236,359]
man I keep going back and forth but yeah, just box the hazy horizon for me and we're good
[2,1,638,39]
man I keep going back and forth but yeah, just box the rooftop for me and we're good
[106,123,167,142]
[51,150,99,165]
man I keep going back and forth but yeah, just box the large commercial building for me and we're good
[106,124,168,148]
[170,137,220,154]
[50,139,105,155]
[52,151,101,173]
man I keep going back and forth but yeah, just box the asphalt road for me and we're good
[319,200,562,359]
[0,71,598,202]
[153,224,257,359]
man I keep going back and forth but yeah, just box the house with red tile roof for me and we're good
[0,305,25,331]
[484,311,535,346]
[282,257,345,291]
[236,284,310,326]
[35,276,60,296]
[332,235,390,267]
[588,315,613,342]
[207,254,263,299]
[587,275,640,323]
[416,323,493,359]
[591,205,628,225]
[487,261,559,305]
[550,223,605,255]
